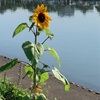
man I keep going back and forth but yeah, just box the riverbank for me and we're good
[0,55,100,100]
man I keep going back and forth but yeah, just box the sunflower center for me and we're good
[38,13,45,23]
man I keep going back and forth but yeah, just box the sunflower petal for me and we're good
[32,4,51,29]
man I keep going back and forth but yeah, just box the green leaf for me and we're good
[36,93,47,100]
[43,28,54,40]
[39,72,49,83]
[22,41,44,66]
[36,67,45,76]
[29,16,33,22]
[24,65,34,79]
[0,58,18,73]
[46,45,61,67]
[43,64,50,69]
[13,23,28,37]
[24,65,39,81]
[52,67,70,91]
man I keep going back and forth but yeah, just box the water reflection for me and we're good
[0,0,100,16]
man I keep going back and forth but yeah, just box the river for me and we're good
[0,0,100,92]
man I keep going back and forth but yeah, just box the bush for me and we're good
[0,78,31,100]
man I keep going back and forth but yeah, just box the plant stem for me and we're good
[35,35,37,44]
[32,67,37,93]
[21,60,32,66]
[31,29,36,37]
[28,25,36,37]
[42,36,49,44]
[35,27,38,44]
[32,26,38,94]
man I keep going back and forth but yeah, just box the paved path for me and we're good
[0,55,100,100]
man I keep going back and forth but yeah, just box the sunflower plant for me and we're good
[0,4,70,100]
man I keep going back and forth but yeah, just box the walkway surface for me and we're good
[0,55,100,100]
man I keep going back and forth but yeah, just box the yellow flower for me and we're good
[33,4,51,29]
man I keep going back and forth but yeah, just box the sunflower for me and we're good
[33,4,51,29]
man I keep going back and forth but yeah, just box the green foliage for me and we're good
[29,16,33,22]
[24,65,34,80]
[22,41,44,66]
[52,67,70,91]
[35,93,47,100]
[42,63,50,69]
[29,22,35,31]
[43,28,54,40]
[13,23,28,37]
[0,78,31,100]
[0,58,18,73]
[46,45,61,67]
[39,72,49,83]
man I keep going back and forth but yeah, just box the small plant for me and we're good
[0,4,70,100]
[0,77,31,100]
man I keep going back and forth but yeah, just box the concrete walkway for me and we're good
[0,55,100,100]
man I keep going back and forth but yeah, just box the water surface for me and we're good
[0,0,100,92]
